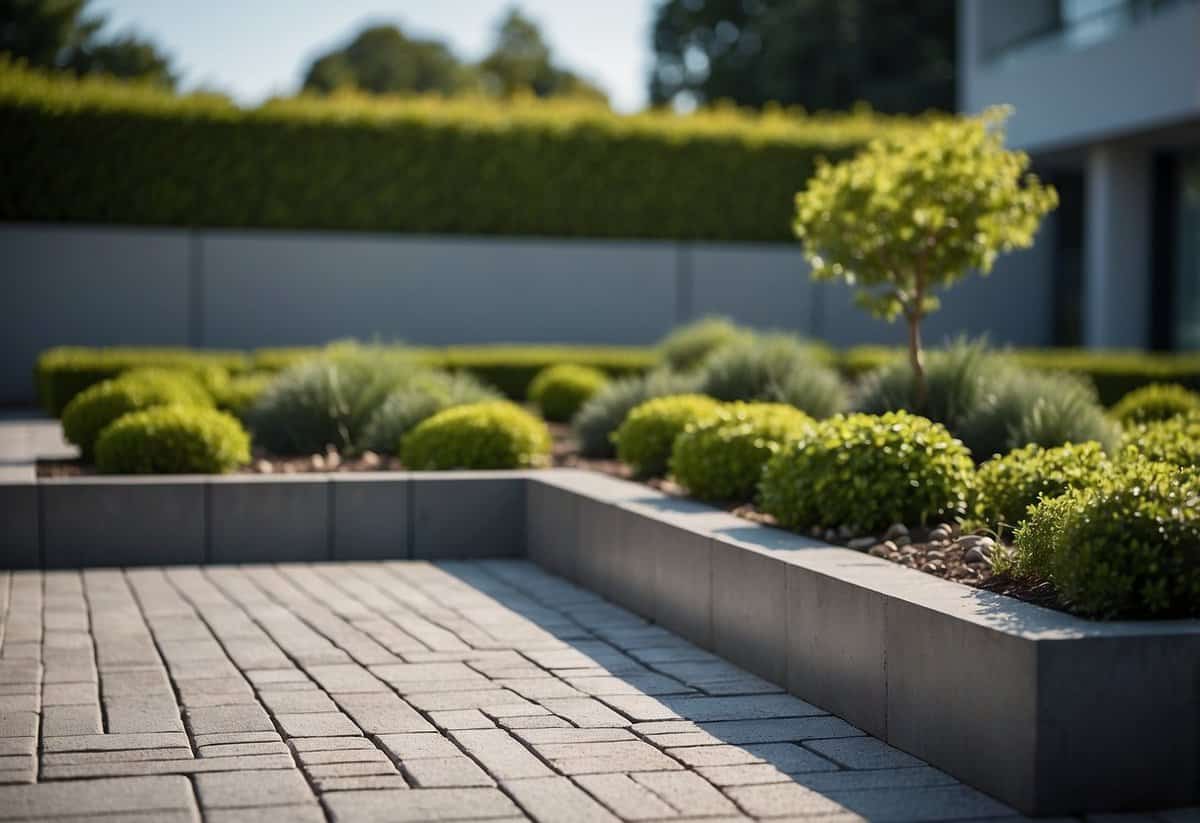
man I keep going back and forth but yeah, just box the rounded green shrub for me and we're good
[699,335,847,417]
[658,317,752,371]
[528,364,609,423]
[759,411,975,534]
[613,394,723,477]
[974,442,1110,534]
[62,374,214,461]
[401,401,552,470]
[958,365,1118,459]
[1111,383,1200,425]
[95,405,250,474]
[572,370,703,458]
[1012,459,1200,618]
[670,402,813,502]
[361,372,502,455]
[118,368,214,405]
[1121,411,1200,467]
[209,372,273,417]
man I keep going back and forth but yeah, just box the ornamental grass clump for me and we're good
[1121,411,1200,468]
[759,411,975,534]
[62,372,215,461]
[572,370,703,458]
[794,107,1057,408]
[528,364,609,422]
[974,442,1110,535]
[400,401,551,470]
[657,317,753,372]
[360,372,502,455]
[1010,459,1200,618]
[856,338,993,433]
[698,335,847,418]
[613,394,723,477]
[670,402,813,502]
[1111,383,1200,425]
[94,405,250,474]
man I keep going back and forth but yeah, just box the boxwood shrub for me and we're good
[759,411,975,534]
[670,402,813,502]
[613,394,723,477]
[95,405,250,474]
[1011,459,1200,618]
[973,442,1110,534]
[528,364,609,423]
[1120,411,1200,467]
[1110,383,1200,425]
[401,401,551,470]
[62,372,215,461]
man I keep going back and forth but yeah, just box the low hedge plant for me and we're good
[439,346,654,399]
[1120,411,1200,467]
[61,372,215,461]
[400,401,551,470]
[670,402,813,502]
[613,394,723,477]
[973,442,1110,535]
[759,411,975,534]
[1110,383,1200,425]
[95,405,251,474]
[528,364,609,423]
[657,317,753,372]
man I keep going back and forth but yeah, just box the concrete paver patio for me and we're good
[0,559,1185,822]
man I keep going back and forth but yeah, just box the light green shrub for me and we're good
[670,402,813,502]
[528,364,609,423]
[1011,459,1200,618]
[209,372,273,417]
[699,335,847,417]
[657,317,753,372]
[94,405,250,474]
[62,373,214,461]
[360,372,502,455]
[1121,411,1200,467]
[1111,383,1200,425]
[613,394,723,477]
[401,401,551,470]
[974,442,1110,534]
[759,411,975,534]
[571,370,703,458]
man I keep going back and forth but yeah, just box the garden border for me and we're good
[2,467,1198,815]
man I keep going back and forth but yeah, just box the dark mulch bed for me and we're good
[39,421,1063,613]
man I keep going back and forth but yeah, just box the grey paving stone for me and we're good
[0,694,39,712]
[0,774,195,819]
[573,773,678,820]
[538,697,631,728]
[307,761,398,778]
[788,766,961,793]
[186,704,274,735]
[260,689,338,715]
[827,784,1015,822]
[405,689,528,712]
[0,738,36,757]
[493,678,584,700]
[663,694,827,722]
[298,749,392,766]
[43,748,193,766]
[207,806,326,823]
[499,715,571,730]
[323,786,520,822]
[534,740,684,775]
[449,729,555,779]
[696,716,865,745]
[105,697,186,733]
[0,770,35,785]
[42,732,190,752]
[595,694,679,722]
[697,763,798,786]
[305,663,388,693]
[194,769,317,809]
[633,770,740,816]
[0,711,38,737]
[38,753,296,780]
[503,776,621,823]
[333,691,435,734]
[376,733,464,760]
[806,736,925,770]
[194,731,282,747]
[563,674,692,696]
[725,781,862,819]
[0,756,34,772]
[312,775,410,792]
[429,709,496,730]
[404,755,496,787]
[275,711,361,738]
[514,727,634,745]
[199,742,291,758]
[41,682,96,706]
[291,736,376,753]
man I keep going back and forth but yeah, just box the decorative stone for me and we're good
[884,523,909,540]
[847,537,878,551]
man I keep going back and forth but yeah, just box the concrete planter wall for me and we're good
[2,467,1197,815]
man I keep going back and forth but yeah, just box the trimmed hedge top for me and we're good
[0,60,921,242]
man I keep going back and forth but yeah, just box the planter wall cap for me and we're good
[329,472,410,484]
[38,474,212,486]
[206,473,330,485]
[405,469,541,481]
[531,468,667,503]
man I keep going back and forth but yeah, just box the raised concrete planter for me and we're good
[1,467,1196,814]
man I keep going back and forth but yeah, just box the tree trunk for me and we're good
[907,311,927,412]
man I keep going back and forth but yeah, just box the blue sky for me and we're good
[89,1,657,111]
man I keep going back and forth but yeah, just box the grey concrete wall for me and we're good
[1,222,1056,405]
[960,0,1200,151]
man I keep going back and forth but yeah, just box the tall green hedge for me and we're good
[0,60,920,242]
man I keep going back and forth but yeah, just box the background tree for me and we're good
[792,109,1058,406]
[302,25,475,96]
[650,0,955,113]
[0,0,175,86]
[477,8,606,101]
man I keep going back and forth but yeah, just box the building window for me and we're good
[987,0,1191,63]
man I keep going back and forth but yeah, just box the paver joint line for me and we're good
[0,558,1041,823]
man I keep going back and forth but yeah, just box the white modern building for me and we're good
[959,0,1200,349]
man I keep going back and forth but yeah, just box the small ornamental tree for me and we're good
[793,107,1057,407]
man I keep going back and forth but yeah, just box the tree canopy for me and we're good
[302,7,605,103]
[0,0,175,87]
[650,0,956,113]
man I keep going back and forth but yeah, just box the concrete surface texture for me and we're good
[0,558,1044,822]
